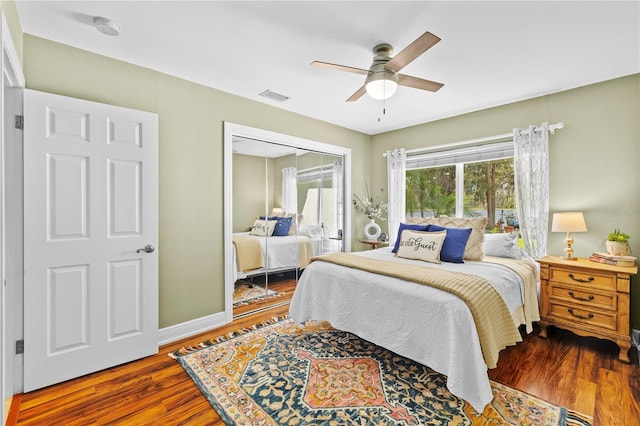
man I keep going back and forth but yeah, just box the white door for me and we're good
[23,89,158,391]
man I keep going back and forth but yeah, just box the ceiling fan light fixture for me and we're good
[365,71,398,100]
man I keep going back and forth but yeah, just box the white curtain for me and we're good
[332,160,344,238]
[281,167,297,214]
[513,123,550,258]
[386,148,406,247]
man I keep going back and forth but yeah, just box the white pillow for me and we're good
[250,219,278,236]
[396,230,447,264]
[298,223,323,238]
[482,233,523,259]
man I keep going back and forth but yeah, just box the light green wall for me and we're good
[373,74,640,327]
[22,34,371,328]
[232,154,276,232]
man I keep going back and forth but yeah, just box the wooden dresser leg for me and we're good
[539,323,548,338]
[617,340,631,363]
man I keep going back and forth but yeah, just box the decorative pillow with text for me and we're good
[391,222,431,253]
[407,216,487,260]
[396,229,447,264]
[250,219,278,236]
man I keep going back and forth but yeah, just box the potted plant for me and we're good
[353,186,387,240]
[606,228,631,256]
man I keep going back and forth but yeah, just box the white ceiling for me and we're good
[15,1,640,135]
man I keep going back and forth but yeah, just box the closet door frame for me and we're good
[223,122,351,323]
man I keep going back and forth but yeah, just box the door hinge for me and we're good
[15,115,23,130]
[16,339,24,355]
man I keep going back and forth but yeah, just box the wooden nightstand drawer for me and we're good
[548,301,617,331]
[548,267,616,291]
[537,256,637,362]
[548,284,617,311]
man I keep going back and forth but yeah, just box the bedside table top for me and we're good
[537,255,638,275]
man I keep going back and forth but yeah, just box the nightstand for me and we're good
[537,256,638,362]
[358,239,389,250]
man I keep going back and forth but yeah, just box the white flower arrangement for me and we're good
[353,186,388,221]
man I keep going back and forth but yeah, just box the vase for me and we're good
[606,240,631,256]
[364,218,381,240]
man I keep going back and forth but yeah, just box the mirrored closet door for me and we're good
[224,123,351,320]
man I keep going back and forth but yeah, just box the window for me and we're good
[405,141,517,231]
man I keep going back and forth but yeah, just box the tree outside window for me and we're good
[406,158,516,231]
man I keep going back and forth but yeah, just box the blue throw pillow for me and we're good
[392,223,431,253]
[272,216,293,236]
[428,225,472,263]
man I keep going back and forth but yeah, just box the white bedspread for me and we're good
[289,247,538,412]
[233,233,321,281]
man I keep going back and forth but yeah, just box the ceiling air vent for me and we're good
[259,90,290,103]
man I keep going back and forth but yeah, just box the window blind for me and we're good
[406,141,514,170]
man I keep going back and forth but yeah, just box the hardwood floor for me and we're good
[10,281,640,425]
[232,273,298,318]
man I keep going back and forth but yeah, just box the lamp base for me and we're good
[562,232,576,261]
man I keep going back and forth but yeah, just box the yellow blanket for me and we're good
[310,252,522,368]
[297,237,315,269]
[233,235,264,272]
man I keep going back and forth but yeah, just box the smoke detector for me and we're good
[93,17,120,36]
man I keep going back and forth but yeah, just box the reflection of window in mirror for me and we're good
[297,155,343,254]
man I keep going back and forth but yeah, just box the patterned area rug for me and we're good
[170,317,592,426]
[233,282,283,307]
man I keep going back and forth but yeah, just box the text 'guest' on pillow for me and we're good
[396,229,447,264]
[407,216,488,260]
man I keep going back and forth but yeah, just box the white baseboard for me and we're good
[158,311,229,346]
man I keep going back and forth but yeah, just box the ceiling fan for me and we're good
[312,31,444,102]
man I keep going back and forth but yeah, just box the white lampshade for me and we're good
[365,79,398,100]
[551,212,588,233]
[365,71,398,100]
[551,212,587,260]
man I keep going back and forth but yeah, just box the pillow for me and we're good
[392,223,431,253]
[482,233,523,259]
[286,213,303,235]
[298,223,323,238]
[272,216,293,236]
[396,229,446,264]
[407,217,488,260]
[428,225,472,263]
[250,219,278,236]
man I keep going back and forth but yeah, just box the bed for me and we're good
[232,222,325,282]
[289,220,540,412]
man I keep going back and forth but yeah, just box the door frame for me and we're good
[223,122,352,323]
[1,8,25,421]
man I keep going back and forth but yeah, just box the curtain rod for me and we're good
[383,122,564,157]
[292,162,336,175]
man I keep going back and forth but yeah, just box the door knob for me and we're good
[136,245,155,253]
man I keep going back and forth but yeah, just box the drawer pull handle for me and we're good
[568,291,595,302]
[568,273,594,283]
[568,308,594,320]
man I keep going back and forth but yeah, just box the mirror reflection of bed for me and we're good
[231,134,347,318]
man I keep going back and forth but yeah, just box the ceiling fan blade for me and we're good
[397,74,444,92]
[311,61,370,76]
[385,31,441,73]
[346,85,367,102]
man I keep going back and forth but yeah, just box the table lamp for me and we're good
[551,212,588,260]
